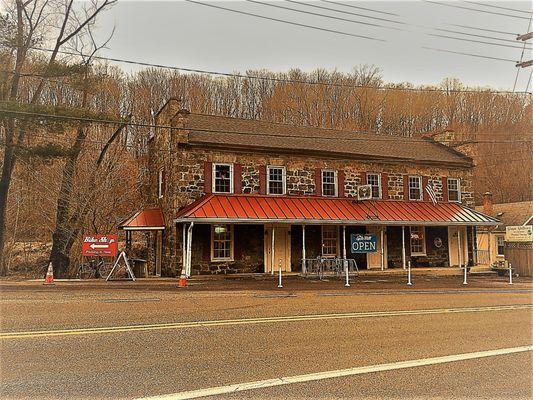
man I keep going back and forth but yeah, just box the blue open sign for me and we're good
[351,234,377,253]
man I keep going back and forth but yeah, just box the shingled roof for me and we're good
[176,112,473,167]
[475,201,533,232]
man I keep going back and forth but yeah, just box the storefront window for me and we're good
[211,225,233,261]
[366,173,381,199]
[410,226,426,255]
[267,166,285,195]
[322,226,338,257]
[322,170,337,197]
[213,164,233,193]
[496,235,505,256]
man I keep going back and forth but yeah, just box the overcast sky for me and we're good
[93,1,532,91]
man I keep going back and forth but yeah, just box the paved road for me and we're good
[1,276,532,399]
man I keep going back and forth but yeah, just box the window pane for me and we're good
[410,226,425,254]
[367,173,381,199]
[322,226,338,256]
[409,176,421,200]
[268,167,284,194]
[214,165,232,193]
[212,225,232,260]
[322,171,336,196]
[448,179,460,202]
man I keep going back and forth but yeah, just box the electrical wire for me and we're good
[184,0,385,42]
[3,108,532,145]
[424,0,531,20]
[428,32,532,51]
[449,24,518,37]
[318,0,400,17]
[462,1,532,16]
[25,47,531,95]
[422,47,520,64]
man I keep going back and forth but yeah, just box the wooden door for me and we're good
[264,226,291,273]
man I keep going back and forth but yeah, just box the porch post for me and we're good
[457,228,462,269]
[271,226,275,275]
[182,223,186,274]
[186,222,194,277]
[402,226,406,270]
[342,225,347,259]
[302,225,306,274]
[380,228,385,271]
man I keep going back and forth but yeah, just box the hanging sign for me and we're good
[350,234,377,253]
[505,226,533,242]
[82,234,118,257]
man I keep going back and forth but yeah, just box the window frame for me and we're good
[321,226,339,257]
[409,226,426,256]
[496,235,505,257]
[321,169,338,197]
[266,165,286,195]
[157,168,164,199]
[447,178,461,203]
[211,224,234,262]
[366,172,382,199]
[408,175,423,201]
[212,163,234,194]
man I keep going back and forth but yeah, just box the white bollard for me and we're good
[407,261,412,286]
[462,265,468,285]
[277,260,283,288]
[509,262,513,285]
[344,264,350,287]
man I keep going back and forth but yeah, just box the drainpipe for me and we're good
[402,226,406,270]
[186,222,194,277]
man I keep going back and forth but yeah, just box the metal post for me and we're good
[182,224,186,274]
[380,228,385,271]
[509,262,513,285]
[278,259,283,288]
[302,225,306,275]
[402,226,406,270]
[271,226,275,275]
[459,229,467,285]
[344,264,350,287]
[407,260,412,286]
[342,225,347,260]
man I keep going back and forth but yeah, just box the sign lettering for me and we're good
[350,234,377,253]
[82,234,118,257]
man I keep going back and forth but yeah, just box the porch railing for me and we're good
[303,257,359,279]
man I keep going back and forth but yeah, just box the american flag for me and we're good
[425,181,438,206]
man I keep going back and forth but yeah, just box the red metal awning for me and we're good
[175,194,499,226]
[119,208,165,230]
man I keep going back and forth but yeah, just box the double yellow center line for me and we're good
[1,304,531,340]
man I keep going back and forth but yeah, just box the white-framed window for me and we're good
[211,224,234,261]
[496,235,505,257]
[213,163,233,193]
[366,173,381,199]
[322,170,337,197]
[322,226,339,257]
[408,175,422,201]
[267,166,286,195]
[157,168,164,199]
[410,226,426,256]
[447,178,461,202]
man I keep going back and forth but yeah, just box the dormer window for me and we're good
[267,166,286,195]
[213,163,233,193]
[322,170,337,197]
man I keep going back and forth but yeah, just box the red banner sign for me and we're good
[82,235,118,258]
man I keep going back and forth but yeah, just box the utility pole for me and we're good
[513,16,532,91]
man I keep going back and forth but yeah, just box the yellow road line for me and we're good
[1,304,531,340]
[139,345,533,399]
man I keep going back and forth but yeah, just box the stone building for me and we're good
[120,98,499,277]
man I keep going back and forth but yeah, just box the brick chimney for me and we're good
[482,192,493,215]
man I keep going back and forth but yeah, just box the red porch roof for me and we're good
[175,194,499,226]
[119,208,165,230]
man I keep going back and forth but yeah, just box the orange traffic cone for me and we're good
[178,273,187,288]
[44,262,54,285]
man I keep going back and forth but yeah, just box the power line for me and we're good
[244,0,399,31]
[318,0,400,17]
[293,0,405,24]
[434,28,531,45]
[449,24,518,37]
[462,1,532,16]
[424,0,532,20]
[428,32,532,51]
[422,47,520,64]
[26,47,532,95]
[3,108,533,144]
[184,0,384,42]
